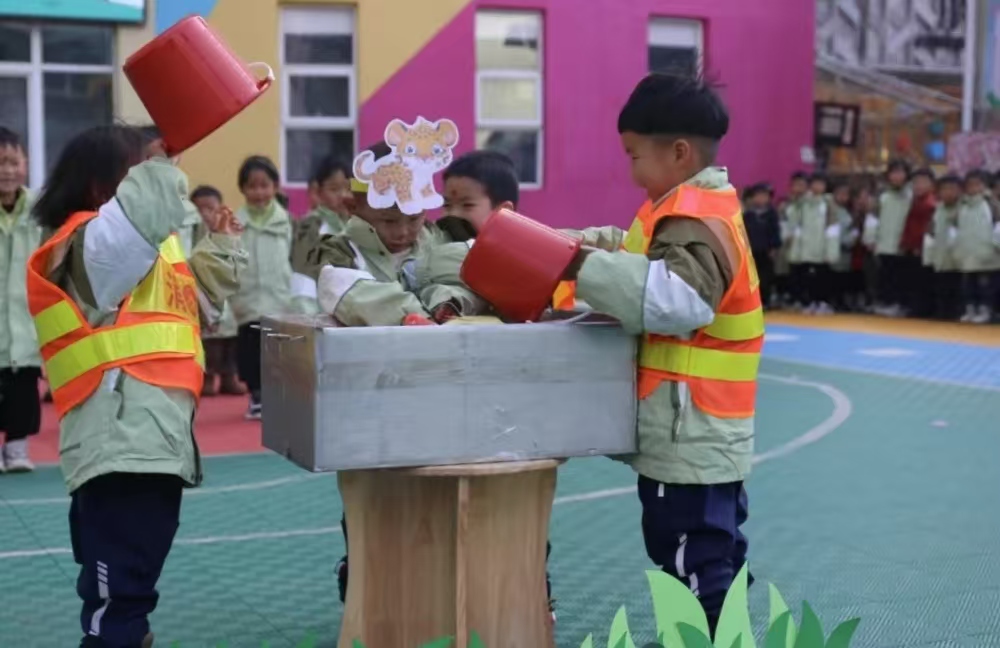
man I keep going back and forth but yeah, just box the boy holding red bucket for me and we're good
[465,73,762,636]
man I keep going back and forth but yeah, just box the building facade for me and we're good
[2,0,814,228]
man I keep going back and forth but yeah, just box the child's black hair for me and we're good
[276,192,290,210]
[617,73,729,161]
[191,185,223,203]
[911,167,935,182]
[310,155,353,187]
[809,172,828,186]
[139,125,161,143]
[0,126,23,152]
[790,171,808,182]
[937,174,962,188]
[238,155,279,189]
[352,142,393,194]
[33,125,146,231]
[830,179,851,193]
[965,169,992,186]
[443,150,519,208]
[743,182,770,200]
[886,159,910,177]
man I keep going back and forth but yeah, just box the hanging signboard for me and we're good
[0,0,145,23]
[814,102,861,148]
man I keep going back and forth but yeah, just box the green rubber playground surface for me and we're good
[3,351,1000,647]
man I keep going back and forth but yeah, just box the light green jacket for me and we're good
[876,187,913,256]
[955,193,1000,273]
[787,192,831,264]
[290,206,349,315]
[51,159,247,493]
[309,216,487,326]
[188,222,239,338]
[231,201,294,325]
[575,167,754,485]
[927,203,960,272]
[0,188,42,368]
[829,203,857,272]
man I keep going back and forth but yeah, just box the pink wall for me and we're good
[291,0,815,228]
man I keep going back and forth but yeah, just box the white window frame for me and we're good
[648,17,704,76]
[475,10,544,190]
[278,6,358,188]
[0,23,114,189]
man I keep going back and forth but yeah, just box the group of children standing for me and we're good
[743,162,1000,323]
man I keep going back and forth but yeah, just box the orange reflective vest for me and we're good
[27,210,205,418]
[628,185,764,419]
[553,280,577,310]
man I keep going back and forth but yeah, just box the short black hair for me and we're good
[937,174,962,187]
[191,185,222,202]
[33,125,146,230]
[139,125,161,143]
[911,167,935,182]
[276,191,290,210]
[790,171,808,182]
[238,155,279,189]
[809,173,828,185]
[965,169,992,185]
[310,155,352,186]
[886,159,910,177]
[743,183,772,200]
[617,74,729,160]
[444,150,519,208]
[0,127,23,152]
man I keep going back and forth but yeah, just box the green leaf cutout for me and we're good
[579,634,595,648]
[469,631,486,648]
[647,570,710,648]
[295,635,317,648]
[824,618,860,648]
[728,636,743,648]
[768,584,797,647]
[764,612,794,648]
[715,564,756,648]
[607,605,637,648]
[793,603,825,648]
[675,622,713,648]
[419,638,454,648]
[352,641,365,648]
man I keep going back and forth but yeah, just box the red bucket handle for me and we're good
[248,62,275,92]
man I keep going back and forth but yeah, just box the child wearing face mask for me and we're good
[230,155,295,420]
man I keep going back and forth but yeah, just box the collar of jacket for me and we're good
[239,201,290,234]
[652,166,732,209]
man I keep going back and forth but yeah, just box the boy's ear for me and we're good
[497,200,515,212]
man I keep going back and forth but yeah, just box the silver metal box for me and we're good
[260,315,637,472]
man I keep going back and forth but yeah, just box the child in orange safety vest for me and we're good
[27,125,247,648]
[476,74,763,638]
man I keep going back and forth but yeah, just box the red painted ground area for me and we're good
[24,394,264,466]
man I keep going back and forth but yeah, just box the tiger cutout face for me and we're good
[385,117,460,175]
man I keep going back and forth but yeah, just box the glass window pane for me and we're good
[649,45,699,76]
[0,24,31,62]
[479,77,539,122]
[476,12,540,70]
[477,129,539,185]
[285,129,355,184]
[44,73,113,174]
[42,25,113,65]
[285,34,353,64]
[289,76,350,118]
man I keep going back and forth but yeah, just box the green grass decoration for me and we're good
[166,563,861,648]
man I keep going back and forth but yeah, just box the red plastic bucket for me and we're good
[124,15,273,156]
[461,209,581,323]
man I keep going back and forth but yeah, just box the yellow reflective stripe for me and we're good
[46,322,198,390]
[159,235,186,265]
[34,301,83,347]
[702,308,765,342]
[640,342,760,382]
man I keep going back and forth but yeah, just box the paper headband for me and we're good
[351,116,460,215]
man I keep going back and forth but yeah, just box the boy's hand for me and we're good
[210,206,244,235]
[432,301,460,324]
[402,313,436,326]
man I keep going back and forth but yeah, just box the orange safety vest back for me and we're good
[27,210,205,418]
[626,185,764,418]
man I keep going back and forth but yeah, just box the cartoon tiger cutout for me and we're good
[352,117,460,215]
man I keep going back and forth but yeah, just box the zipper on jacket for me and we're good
[670,381,683,441]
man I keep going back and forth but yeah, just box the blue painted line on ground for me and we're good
[762,325,1000,389]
